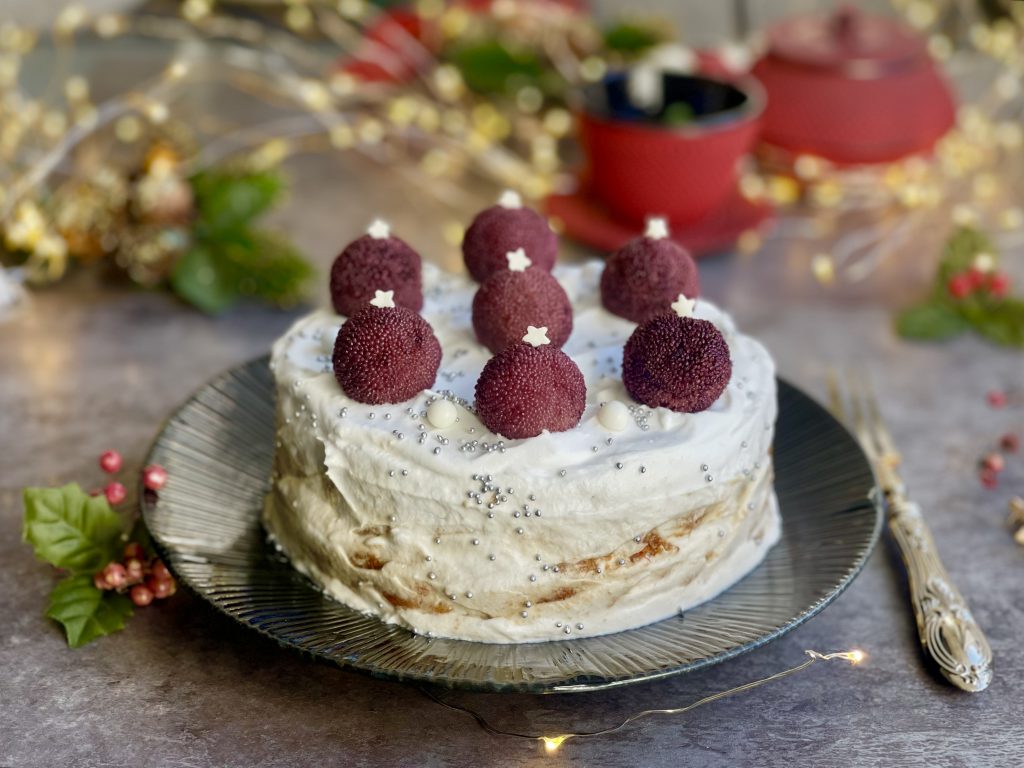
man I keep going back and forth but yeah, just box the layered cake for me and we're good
[264,198,780,643]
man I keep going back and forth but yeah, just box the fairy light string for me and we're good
[419,649,866,753]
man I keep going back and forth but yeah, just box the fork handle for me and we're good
[888,496,993,692]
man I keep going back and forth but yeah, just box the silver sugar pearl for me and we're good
[472,538,480,546]
[433,447,441,455]
[465,591,473,599]
[576,623,584,630]
[616,462,623,469]
[640,466,647,473]
[516,527,524,535]
[530,575,537,582]
[701,463,709,471]
[521,611,529,618]
[488,554,496,561]
[555,622,563,628]
[428,572,436,580]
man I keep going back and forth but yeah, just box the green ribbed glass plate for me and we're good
[141,357,881,693]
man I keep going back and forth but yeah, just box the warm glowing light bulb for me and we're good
[542,735,569,753]
[849,649,865,664]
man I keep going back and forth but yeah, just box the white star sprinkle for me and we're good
[506,248,532,272]
[369,289,395,308]
[367,219,391,239]
[645,217,669,240]
[498,190,522,209]
[671,293,696,318]
[522,325,550,347]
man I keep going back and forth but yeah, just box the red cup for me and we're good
[577,73,764,227]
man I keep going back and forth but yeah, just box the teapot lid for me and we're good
[766,6,928,76]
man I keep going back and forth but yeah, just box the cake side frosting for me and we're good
[263,260,781,643]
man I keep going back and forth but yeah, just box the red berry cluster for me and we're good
[979,431,1019,490]
[947,268,1011,300]
[94,542,177,607]
[92,450,175,604]
[96,450,168,502]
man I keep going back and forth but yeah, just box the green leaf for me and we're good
[190,169,284,235]
[46,575,133,648]
[963,297,1024,348]
[603,22,663,54]
[233,231,315,306]
[935,226,996,288]
[170,245,240,314]
[23,484,123,574]
[895,302,970,341]
[450,42,547,96]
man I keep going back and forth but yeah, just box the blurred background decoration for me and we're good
[0,0,1021,324]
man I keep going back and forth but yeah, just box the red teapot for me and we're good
[751,6,957,164]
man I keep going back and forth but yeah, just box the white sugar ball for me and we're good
[427,399,457,429]
[598,401,629,432]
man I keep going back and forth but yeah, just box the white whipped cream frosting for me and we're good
[264,260,780,642]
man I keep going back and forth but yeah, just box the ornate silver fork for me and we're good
[828,370,993,692]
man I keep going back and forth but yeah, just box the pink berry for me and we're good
[151,560,171,581]
[982,453,1005,473]
[130,584,154,607]
[93,572,110,591]
[147,576,175,600]
[142,464,168,491]
[979,468,999,489]
[123,542,145,561]
[988,271,1011,298]
[104,481,127,505]
[125,558,145,584]
[987,390,1007,408]
[966,267,986,291]
[98,450,122,474]
[102,562,128,589]
[947,272,972,299]
[1001,433,1020,453]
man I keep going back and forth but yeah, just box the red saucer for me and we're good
[544,184,773,257]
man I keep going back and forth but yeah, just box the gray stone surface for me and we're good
[2,43,1024,768]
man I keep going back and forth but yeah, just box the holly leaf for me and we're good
[190,169,284,236]
[170,245,240,314]
[46,575,133,648]
[603,22,663,55]
[935,226,995,288]
[450,42,548,96]
[234,231,315,306]
[23,484,123,574]
[963,298,1024,348]
[895,302,970,341]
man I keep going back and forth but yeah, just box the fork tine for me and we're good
[847,369,881,462]
[859,373,899,458]
[826,367,845,422]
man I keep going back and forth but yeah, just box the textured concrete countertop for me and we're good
[2,132,1023,767]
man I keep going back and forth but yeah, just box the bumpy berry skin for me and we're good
[333,306,442,404]
[600,236,700,323]
[623,315,731,413]
[475,344,586,439]
[462,206,557,282]
[329,234,423,316]
[472,269,573,353]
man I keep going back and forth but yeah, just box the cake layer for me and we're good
[263,261,781,643]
